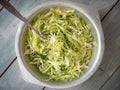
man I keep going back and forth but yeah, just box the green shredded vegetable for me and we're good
[24,8,94,82]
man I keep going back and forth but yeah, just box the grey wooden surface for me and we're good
[44,3,120,88]
[0,0,47,74]
[0,0,117,74]
[0,60,44,90]
[101,67,120,90]
[0,0,120,90]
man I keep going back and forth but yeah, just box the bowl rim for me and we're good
[15,1,104,89]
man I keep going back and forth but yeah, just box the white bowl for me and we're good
[15,1,104,89]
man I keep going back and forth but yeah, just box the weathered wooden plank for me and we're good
[45,1,120,90]
[0,0,116,73]
[0,60,44,90]
[101,67,120,90]
[0,0,48,74]
[71,0,118,19]
[0,0,119,90]
[0,0,117,75]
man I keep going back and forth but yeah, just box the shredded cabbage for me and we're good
[24,8,94,82]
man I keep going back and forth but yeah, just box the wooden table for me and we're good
[0,0,120,90]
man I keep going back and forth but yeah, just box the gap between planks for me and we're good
[0,0,120,90]
[99,0,120,89]
[99,64,120,90]
[0,0,10,11]
[0,56,17,78]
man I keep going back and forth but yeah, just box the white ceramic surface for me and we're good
[15,1,104,89]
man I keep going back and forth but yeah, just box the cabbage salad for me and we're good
[24,8,94,82]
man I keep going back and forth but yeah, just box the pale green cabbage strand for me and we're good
[24,8,94,82]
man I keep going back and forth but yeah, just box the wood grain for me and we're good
[0,0,48,74]
[46,0,120,90]
[0,0,119,90]
[0,60,44,90]
[101,66,120,90]
[0,0,117,74]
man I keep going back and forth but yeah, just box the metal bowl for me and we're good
[15,1,104,89]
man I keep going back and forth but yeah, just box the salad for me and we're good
[24,8,94,82]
